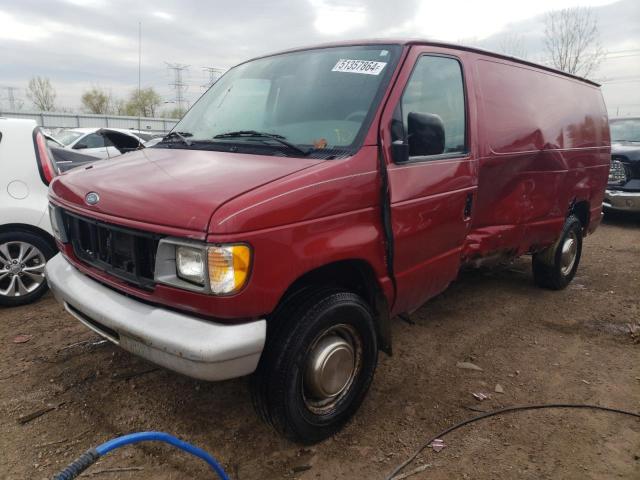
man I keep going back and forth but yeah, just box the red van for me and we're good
[45,40,610,443]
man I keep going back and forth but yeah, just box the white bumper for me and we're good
[45,254,266,381]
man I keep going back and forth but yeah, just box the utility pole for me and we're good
[1,86,19,110]
[201,67,224,91]
[166,63,190,111]
[138,21,142,119]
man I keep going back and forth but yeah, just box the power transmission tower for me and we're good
[165,62,190,111]
[201,67,224,90]
[1,86,20,110]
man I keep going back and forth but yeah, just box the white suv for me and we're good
[0,118,59,306]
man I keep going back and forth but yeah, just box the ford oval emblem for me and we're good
[85,192,100,206]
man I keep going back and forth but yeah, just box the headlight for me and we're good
[48,204,67,243]
[176,246,206,285]
[208,245,251,294]
[608,159,627,184]
[155,239,251,295]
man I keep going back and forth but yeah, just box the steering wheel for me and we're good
[344,111,367,122]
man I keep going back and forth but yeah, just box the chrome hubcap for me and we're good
[560,232,578,276]
[0,241,46,297]
[303,324,361,413]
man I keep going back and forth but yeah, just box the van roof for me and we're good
[250,39,600,88]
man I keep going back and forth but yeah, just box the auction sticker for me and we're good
[332,59,387,75]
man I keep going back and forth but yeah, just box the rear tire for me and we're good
[532,215,582,290]
[0,231,56,307]
[251,288,378,444]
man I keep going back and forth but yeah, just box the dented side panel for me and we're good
[464,56,610,261]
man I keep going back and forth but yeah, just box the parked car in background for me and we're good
[44,133,65,148]
[46,40,609,443]
[0,118,59,306]
[54,128,150,159]
[49,145,105,173]
[604,117,640,212]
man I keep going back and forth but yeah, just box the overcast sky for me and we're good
[1,0,638,116]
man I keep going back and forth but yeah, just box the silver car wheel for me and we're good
[0,241,46,297]
[302,324,362,414]
[560,231,578,276]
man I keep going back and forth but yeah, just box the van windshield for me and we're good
[166,45,400,157]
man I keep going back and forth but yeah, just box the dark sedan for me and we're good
[604,117,640,212]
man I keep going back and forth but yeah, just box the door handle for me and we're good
[463,193,473,219]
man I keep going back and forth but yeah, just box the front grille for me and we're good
[61,210,162,290]
[609,158,628,184]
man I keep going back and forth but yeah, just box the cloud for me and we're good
[387,0,620,41]
[0,0,637,115]
[0,10,49,42]
[152,11,173,21]
[309,0,367,35]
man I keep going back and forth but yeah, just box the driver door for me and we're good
[380,47,478,315]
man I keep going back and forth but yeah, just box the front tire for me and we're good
[251,288,378,444]
[532,215,583,290]
[0,231,56,307]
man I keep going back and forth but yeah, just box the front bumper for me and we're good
[45,254,266,381]
[603,189,640,212]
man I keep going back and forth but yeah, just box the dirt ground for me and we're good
[1,213,639,480]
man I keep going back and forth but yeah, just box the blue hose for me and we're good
[52,431,230,480]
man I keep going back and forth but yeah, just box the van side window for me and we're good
[398,56,466,160]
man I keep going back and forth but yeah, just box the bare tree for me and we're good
[544,7,605,78]
[26,76,57,111]
[497,34,528,59]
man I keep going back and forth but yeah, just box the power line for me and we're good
[1,86,20,110]
[604,53,640,60]
[165,62,190,111]
[606,49,640,54]
[201,66,224,91]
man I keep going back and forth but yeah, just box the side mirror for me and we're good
[407,112,445,157]
[390,117,409,163]
[74,143,88,150]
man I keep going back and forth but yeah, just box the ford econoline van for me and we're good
[46,40,610,443]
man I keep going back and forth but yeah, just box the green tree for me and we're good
[81,87,112,114]
[125,88,162,117]
[113,98,128,116]
[166,106,187,119]
[26,76,56,111]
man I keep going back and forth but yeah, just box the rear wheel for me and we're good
[0,231,56,307]
[251,288,378,444]
[532,215,583,290]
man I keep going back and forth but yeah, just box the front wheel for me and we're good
[0,231,56,307]
[532,215,583,290]
[251,289,378,444]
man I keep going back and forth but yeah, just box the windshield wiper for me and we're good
[213,130,310,156]
[161,131,193,146]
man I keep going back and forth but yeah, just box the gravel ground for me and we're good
[1,212,639,480]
